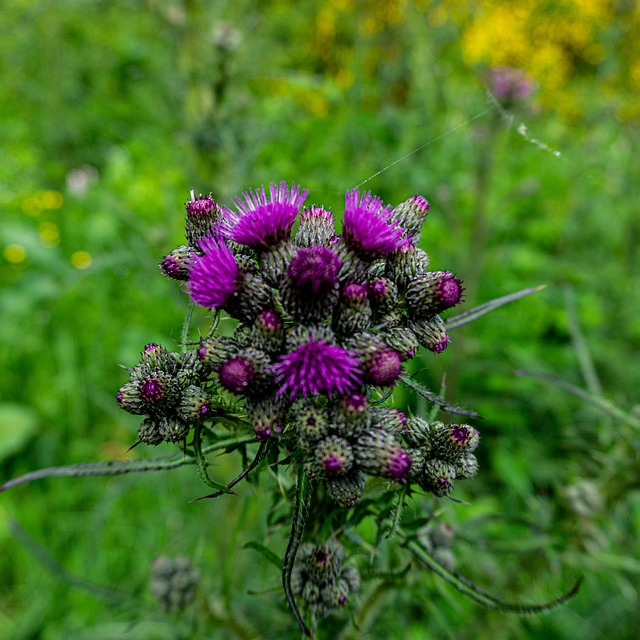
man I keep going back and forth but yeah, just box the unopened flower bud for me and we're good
[366,277,399,317]
[421,459,456,496]
[159,245,195,281]
[431,422,480,461]
[295,205,337,247]
[402,415,433,449]
[330,392,370,437]
[139,372,181,414]
[369,406,407,434]
[158,416,190,443]
[386,243,430,291]
[453,453,479,479]
[325,470,365,507]
[116,382,145,415]
[405,271,464,317]
[249,309,285,354]
[409,315,450,353]
[218,348,272,395]
[246,395,285,440]
[176,385,211,422]
[380,326,419,361]
[185,191,220,247]
[198,336,239,370]
[333,283,372,335]
[353,429,412,482]
[150,555,200,612]
[138,417,163,445]
[291,398,330,450]
[389,195,430,244]
[313,436,354,478]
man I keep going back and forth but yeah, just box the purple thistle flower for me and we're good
[364,347,402,387]
[287,246,342,296]
[271,336,362,400]
[187,234,239,309]
[218,357,256,394]
[342,188,405,258]
[388,448,412,482]
[217,181,309,250]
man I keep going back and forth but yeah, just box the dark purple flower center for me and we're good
[218,357,255,394]
[450,425,470,445]
[342,392,368,414]
[438,276,463,306]
[187,195,217,217]
[322,454,345,477]
[140,378,165,402]
[313,549,330,564]
[367,278,390,299]
[287,246,342,296]
[258,309,283,332]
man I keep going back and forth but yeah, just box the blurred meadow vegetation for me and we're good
[1,0,639,638]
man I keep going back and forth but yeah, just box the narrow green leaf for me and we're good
[445,286,546,330]
[515,370,640,431]
[244,541,283,570]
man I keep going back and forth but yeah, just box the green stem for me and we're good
[181,299,195,352]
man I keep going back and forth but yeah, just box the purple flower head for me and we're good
[364,347,402,387]
[187,234,239,309]
[271,336,362,400]
[217,181,309,250]
[342,188,405,258]
[296,205,337,246]
[342,282,368,302]
[218,356,256,394]
[186,190,218,218]
[140,378,166,403]
[488,66,535,105]
[287,246,342,296]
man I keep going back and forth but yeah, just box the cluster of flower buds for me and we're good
[116,343,212,445]
[403,417,480,497]
[119,180,472,504]
[291,540,360,618]
[149,555,201,612]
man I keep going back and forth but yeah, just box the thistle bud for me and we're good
[258,240,297,289]
[281,246,341,322]
[325,469,365,507]
[158,416,190,443]
[139,372,181,414]
[185,191,220,247]
[159,245,195,281]
[306,540,345,585]
[176,385,211,422]
[333,283,372,336]
[225,270,274,323]
[431,422,480,461]
[330,392,371,437]
[385,243,430,291]
[389,195,430,244]
[369,406,407,434]
[408,314,450,353]
[116,382,145,415]
[295,205,337,247]
[454,453,479,479]
[405,271,464,317]
[402,415,433,449]
[197,335,239,370]
[138,417,163,445]
[217,348,272,395]
[249,308,285,354]
[291,398,330,450]
[353,429,412,482]
[366,277,399,317]
[150,555,200,612]
[361,344,402,387]
[246,395,285,440]
[177,349,208,387]
[421,459,456,497]
[312,435,355,479]
[379,326,419,361]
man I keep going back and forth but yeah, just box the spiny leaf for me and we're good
[0,434,257,492]
[400,375,480,418]
[282,466,312,638]
[406,540,582,614]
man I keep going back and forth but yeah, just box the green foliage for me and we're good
[1,1,639,638]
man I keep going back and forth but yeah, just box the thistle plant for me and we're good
[2,181,581,637]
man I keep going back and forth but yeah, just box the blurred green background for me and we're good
[1,1,639,638]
